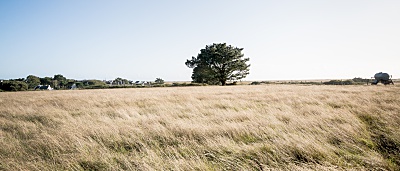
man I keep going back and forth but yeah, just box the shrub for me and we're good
[250,81,261,85]
[323,80,354,85]
[0,81,28,91]
[155,78,164,84]
[170,82,206,87]
[352,77,370,83]
[250,81,270,85]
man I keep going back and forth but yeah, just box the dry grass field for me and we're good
[1,85,399,170]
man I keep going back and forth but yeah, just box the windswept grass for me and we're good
[0,85,399,170]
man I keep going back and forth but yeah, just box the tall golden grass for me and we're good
[0,85,399,170]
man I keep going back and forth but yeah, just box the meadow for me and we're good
[0,84,399,170]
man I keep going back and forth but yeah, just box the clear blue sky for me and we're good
[1,0,399,81]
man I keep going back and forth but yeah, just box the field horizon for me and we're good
[1,84,399,170]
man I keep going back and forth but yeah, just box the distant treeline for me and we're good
[251,77,371,86]
[0,74,212,92]
[0,74,100,91]
[1,75,373,92]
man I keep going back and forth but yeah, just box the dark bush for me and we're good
[0,81,28,91]
[250,82,261,85]
[323,80,354,85]
[352,77,370,83]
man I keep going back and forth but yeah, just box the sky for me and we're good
[1,0,399,81]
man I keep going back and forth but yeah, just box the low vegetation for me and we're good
[185,43,250,86]
[0,85,399,170]
[251,77,373,86]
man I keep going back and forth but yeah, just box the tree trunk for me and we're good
[220,80,226,86]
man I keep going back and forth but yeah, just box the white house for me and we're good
[135,81,151,86]
[34,85,53,90]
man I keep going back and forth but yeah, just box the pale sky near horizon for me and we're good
[1,0,399,81]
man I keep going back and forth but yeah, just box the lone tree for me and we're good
[185,43,250,85]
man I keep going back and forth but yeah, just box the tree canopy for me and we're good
[113,77,129,85]
[155,78,164,84]
[26,75,40,89]
[185,43,250,85]
[40,77,53,86]
[53,74,67,89]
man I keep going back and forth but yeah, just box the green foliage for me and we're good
[26,75,41,89]
[53,74,66,81]
[75,82,84,88]
[250,81,271,85]
[352,77,369,83]
[81,80,107,89]
[152,84,166,87]
[155,78,164,84]
[113,77,129,85]
[185,43,250,86]
[40,77,53,86]
[0,80,28,91]
[171,82,206,87]
[66,80,77,89]
[323,80,354,85]
[190,65,220,85]
[10,78,25,81]
[53,74,67,89]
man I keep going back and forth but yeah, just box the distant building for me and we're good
[34,85,53,90]
[70,83,77,90]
